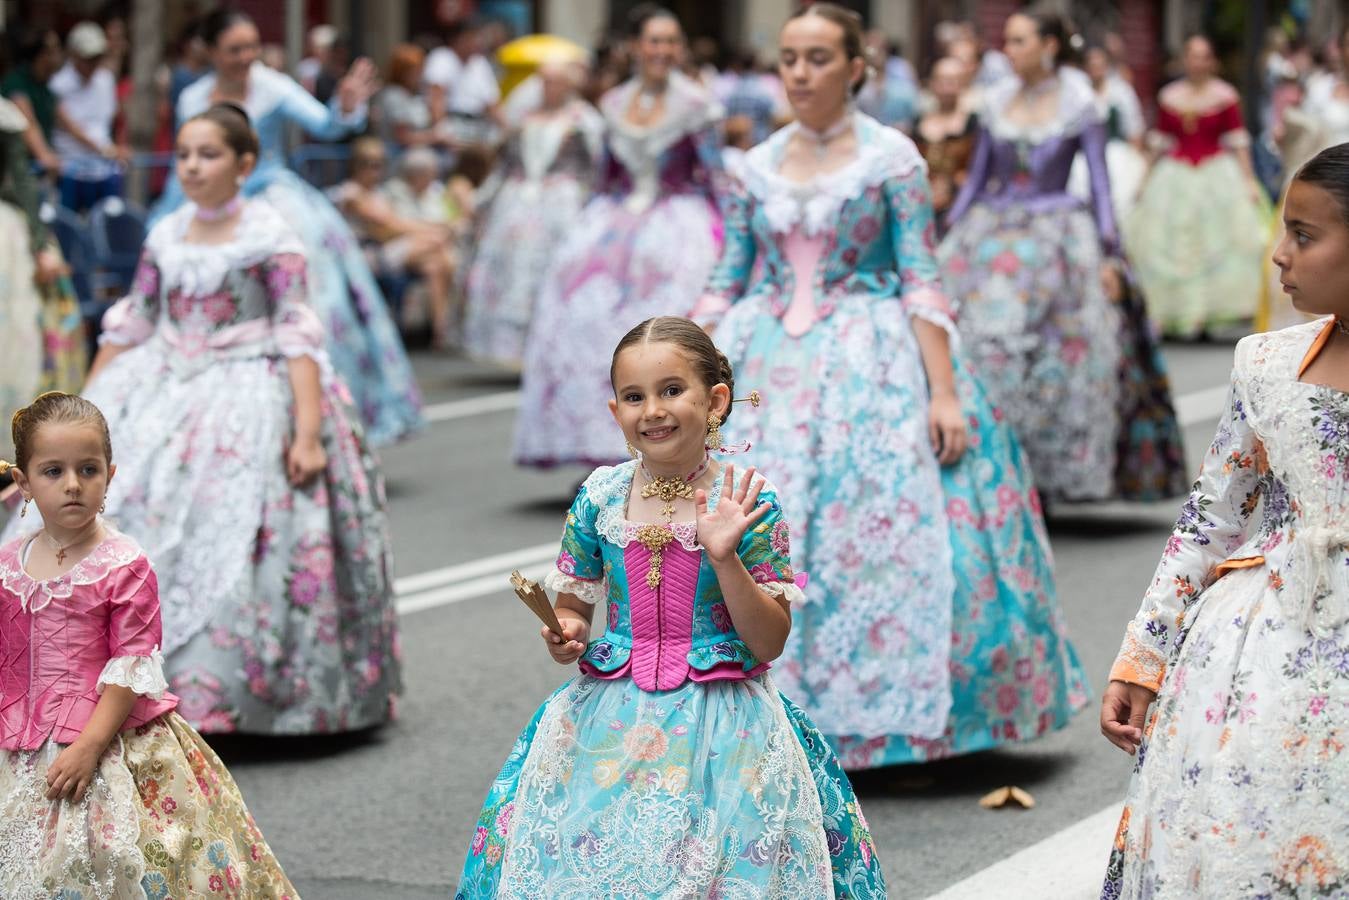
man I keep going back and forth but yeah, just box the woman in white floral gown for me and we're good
[1100,145,1349,898]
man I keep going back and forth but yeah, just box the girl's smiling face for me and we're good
[11,422,115,532]
[608,342,730,470]
[1272,178,1349,318]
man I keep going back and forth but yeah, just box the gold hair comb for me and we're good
[732,391,761,407]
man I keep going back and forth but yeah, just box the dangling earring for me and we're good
[1040,51,1055,73]
[705,413,723,451]
[19,498,29,517]
[99,500,106,513]
[626,441,639,459]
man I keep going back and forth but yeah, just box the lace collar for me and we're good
[982,67,1101,144]
[520,100,605,180]
[600,73,723,164]
[740,112,926,237]
[585,460,728,551]
[147,198,304,297]
[1157,78,1240,117]
[0,526,144,613]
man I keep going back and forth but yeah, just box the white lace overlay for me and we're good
[495,675,834,898]
[742,113,926,238]
[97,647,170,698]
[0,737,145,899]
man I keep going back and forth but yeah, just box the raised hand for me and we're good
[696,463,771,564]
[337,57,380,113]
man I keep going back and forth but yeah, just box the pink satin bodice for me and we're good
[0,532,179,749]
[782,227,826,338]
[579,539,769,692]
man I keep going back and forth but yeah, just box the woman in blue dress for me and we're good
[457,317,884,898]
[159,10,423,446]
[694,3,1088,769]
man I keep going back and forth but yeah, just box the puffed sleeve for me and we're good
[735,484,805,606]
[691,176,755,327]
[1109,363,1263,692]
[543,483,606,605]
[98,247,161,347]
[279,72,366,141]
[97,557,169,698]
[884,166,958,336]
[262,250,324,360]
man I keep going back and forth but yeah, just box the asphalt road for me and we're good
[163,340,1235,898]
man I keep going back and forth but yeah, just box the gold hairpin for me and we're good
[732,391,761,407]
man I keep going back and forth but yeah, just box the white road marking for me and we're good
[395,381,1232,614]
[423,391,521,423]
[924,804,1119,899]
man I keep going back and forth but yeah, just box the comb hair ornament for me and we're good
[714,390,762,454]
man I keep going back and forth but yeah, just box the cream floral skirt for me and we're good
[0,712,296,899]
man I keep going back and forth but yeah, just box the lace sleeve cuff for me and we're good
[543,570,606,606]
[758,580,805,607]
[97,647,169,699]
[274,306,326,359]
[1107,630,1166,693]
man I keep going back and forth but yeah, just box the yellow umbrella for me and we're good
[496,34,589,96]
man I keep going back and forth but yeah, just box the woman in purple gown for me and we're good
[939,11,1186,503]
[512,6,724,469]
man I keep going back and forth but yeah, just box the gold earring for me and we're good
[20,498,29,517]
[706,413,723,451]
[626,441,639,459]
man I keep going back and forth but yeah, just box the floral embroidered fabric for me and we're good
[0,201,403,735]
[1104,319,1349,896]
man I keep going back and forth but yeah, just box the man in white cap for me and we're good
[50,21,127,212]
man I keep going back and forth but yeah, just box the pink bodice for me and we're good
[580,540,769,692]
[782,228,826,337]
[0,532,179,749]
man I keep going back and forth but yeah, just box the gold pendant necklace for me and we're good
[635,524,676,590]
[639,453,710,521]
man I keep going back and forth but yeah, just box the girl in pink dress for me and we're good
[0,392,296,898]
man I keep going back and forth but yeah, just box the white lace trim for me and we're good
[600,73,722,213]
[982,67,1102,144]
[758,580,806,607]
[96,647,169,698]
[586,460,728,550]
[543,570,606,606]
[0,527,143,614]
[144,199,305,298]
[742,112,926,237]
[520,102,605,182]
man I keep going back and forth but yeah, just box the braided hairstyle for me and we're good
[610,317,738,422]
[0,391,113,475]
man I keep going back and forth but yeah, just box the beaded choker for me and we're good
[194,196,243,222]
[640,452,711,521]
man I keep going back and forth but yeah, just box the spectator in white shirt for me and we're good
[51,22,126,212]
[424,19,501,145]
[296,25,338,95]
